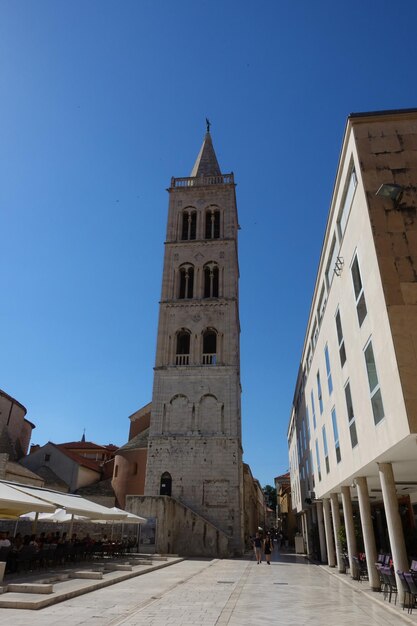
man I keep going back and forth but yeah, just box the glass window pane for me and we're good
[349,422,358,448]
[339,168,357,237]
[336,311,343,344]
[371,388,385,425]
[364,343,378,392]
[357,293,367,326]
[339,343,346,367]
[351,257,363,299]
[345,383,354,422]
[331,409,339,443]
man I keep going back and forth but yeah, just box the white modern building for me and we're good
[288,108,417,599]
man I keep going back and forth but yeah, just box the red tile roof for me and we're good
[59,441,116,451]
[51,444,102,472]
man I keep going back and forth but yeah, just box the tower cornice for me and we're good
[160,298,236,307]
[169,173,235,191]
[164,238,236,247]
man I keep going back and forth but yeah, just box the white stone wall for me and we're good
[290,114,415,511]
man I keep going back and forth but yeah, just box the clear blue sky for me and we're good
[1,1,417,487]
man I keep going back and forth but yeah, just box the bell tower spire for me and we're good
[145,127,243,556]
[190,121,221,178]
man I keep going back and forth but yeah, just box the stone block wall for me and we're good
[127,494,230,557]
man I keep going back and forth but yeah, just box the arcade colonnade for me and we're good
[303,461,409,599]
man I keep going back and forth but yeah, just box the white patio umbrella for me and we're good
[89,507,147,542]
[10,483,128,520]
[0,481,56,519]
[92,507,147,524]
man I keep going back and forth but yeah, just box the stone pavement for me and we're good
[1,551,415,625]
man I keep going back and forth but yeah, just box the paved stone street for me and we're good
[1,552,414,625]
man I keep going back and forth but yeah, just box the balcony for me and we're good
[175,354,189,365]
[171,174,234,188]
[202,353,217,365]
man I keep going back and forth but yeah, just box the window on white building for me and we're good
[331,407,341,463]
[310,451,315,488]
[317,370,323,414]
[311,390,316,430]
[311,320,319,350]
[364,340,385,425]
[306,347,312,372]
[344,381,358,448]
[322,426,330,474]
[315,439,321,482]
[326,234,339,289]
[351,254,367,327]
[335,309,347,367]
[306,405,310,442]
[337,165,357,239]
[317,284,327,326]
[324,344,333,395]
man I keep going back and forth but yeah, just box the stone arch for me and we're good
[198,393,223,433]
[160,471,172,496]
[178,263,195,299]
[202,327,218,365]
[180,207,197,240]
[175,328,191,365]
[203,261,220,298]
[204,204,222,239]
[166,393,192,433]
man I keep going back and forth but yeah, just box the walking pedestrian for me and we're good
[253,532,262,564]
[264,532,273,564]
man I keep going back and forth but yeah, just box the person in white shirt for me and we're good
[0,532,11,548]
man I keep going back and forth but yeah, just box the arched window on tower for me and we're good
[176,329,191,365]
[203,263,219,298]
[160,472,172,496]
[205,208,220,239]
[202,329,217,365]
[178,264,194,299]
[181,210,197,241]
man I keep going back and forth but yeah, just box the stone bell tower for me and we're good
[144,125,244,554]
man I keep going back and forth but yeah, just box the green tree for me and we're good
[263,484,277,511]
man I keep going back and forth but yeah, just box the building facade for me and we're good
[0,388,35,460]
[143,129,244,554]
[112,403,151,508]
[274,472,297,547]
[288,109,417,598]
[22,439,116,496]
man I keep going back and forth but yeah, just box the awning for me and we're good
[9,483,128,520]
[91,507,147,524]
[19,508,89,523]
[0,482,56,519]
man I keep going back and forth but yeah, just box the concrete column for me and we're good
[355,476,380,591]
[341,486,357,576]
[379,462,409,602]
[322,497,336,567]
[305,509,312,556]
[300,512,307,553]
[330,492,345,573]
[316,501,327,563]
